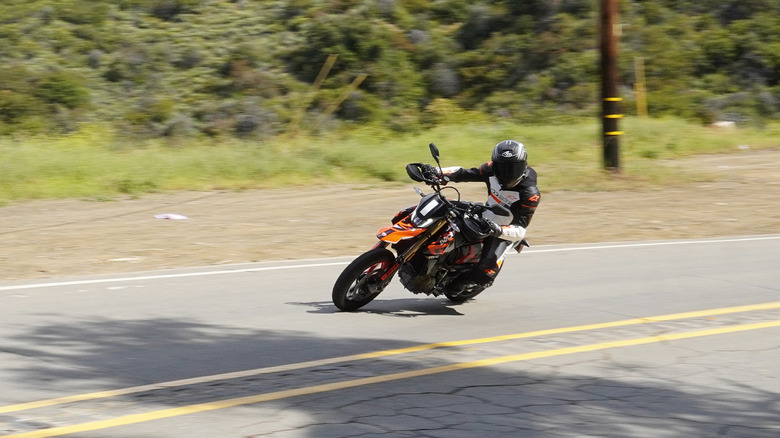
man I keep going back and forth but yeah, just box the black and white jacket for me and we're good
[443,163,540,241]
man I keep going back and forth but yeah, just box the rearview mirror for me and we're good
[429,143,440,164]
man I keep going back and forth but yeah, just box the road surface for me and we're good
[1,236,779,437]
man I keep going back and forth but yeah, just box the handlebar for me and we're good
[405,162,447,185]
[404,143,498,238]
[406,161,495,236]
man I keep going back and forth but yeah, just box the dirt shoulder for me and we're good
[1,150,778,281]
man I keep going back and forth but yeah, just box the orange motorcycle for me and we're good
[332,143,528,311]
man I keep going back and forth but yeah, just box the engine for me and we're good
[398,242,482,295]
[398,255,441,295]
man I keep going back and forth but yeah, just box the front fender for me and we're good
[377,224,427,243]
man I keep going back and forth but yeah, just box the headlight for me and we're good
[411,212,435,228]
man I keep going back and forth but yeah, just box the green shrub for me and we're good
[55,1,110,25]
[117,0,202,20]
[0,94,44,128]
[35,72,90,109]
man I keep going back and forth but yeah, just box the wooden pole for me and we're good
[313,74,368,131]
[600,0,621,171]
[287,54,338,137]
[634,57,648,118]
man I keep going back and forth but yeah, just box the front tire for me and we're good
[332,248,395,311]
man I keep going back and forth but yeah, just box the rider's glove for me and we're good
[421,164,437,179]
[422,164,450,185]
[487,221,503,238]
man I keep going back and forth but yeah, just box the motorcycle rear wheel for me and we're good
[332,248,395,311]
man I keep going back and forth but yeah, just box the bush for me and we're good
[0,91,45,123]
[55,1,110,25]
[427,62,460,97]
[35,72,90,109]
[118,0,202,20]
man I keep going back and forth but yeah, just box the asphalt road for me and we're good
[1,236,779,437]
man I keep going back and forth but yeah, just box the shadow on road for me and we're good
[5,317,779,437]
[290,297,466,317]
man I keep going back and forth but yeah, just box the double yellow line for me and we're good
[3,301,780,438]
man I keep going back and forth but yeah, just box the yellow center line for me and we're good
[4,319,780,438]
[1,301,779,415]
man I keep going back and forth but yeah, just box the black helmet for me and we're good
[491,140,528,187]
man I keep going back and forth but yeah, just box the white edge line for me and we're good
[0,262,350,292]
[525,235,780,253]
[2,236,778,292]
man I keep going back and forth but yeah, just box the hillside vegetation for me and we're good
[2,0,780,139]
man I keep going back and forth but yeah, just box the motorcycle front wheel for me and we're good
[332,248,395,311]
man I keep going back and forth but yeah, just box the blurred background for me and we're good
[0,0,778,200]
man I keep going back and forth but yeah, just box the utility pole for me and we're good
[600,0,621,171]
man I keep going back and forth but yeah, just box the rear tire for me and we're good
[332,248,395,311]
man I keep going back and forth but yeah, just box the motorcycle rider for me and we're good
[441,140,540,293]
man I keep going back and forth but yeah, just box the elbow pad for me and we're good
[499,225,526,241]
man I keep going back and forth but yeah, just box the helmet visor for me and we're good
[494,161,527,185]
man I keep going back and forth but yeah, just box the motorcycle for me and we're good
[332,143,529,311]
